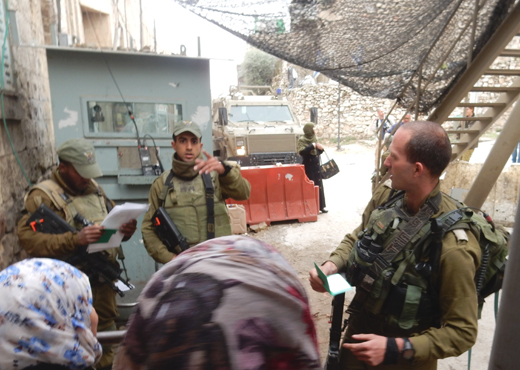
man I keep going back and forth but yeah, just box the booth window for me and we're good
[86,101,182,136]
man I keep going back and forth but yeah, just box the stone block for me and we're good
[249,222,268,233]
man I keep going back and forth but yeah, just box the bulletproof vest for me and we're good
[159,170,231,248]
[29,179,109,230]
[346,193,443,331]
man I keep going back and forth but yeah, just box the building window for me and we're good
[86,101,182,136]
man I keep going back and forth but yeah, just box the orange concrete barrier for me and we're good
[227,164,319,225]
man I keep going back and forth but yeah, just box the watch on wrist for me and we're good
[219,161,233,177]
[401,338,415,362]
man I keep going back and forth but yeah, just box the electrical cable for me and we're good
[143,133,164,172]
[1,0,33,187]
[84,11,141,147]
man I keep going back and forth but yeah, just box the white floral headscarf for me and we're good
[0,258,102,369]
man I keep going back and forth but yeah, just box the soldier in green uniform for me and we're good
[141,121,251,264]
[309,121,481,369]
[17,138,137,370]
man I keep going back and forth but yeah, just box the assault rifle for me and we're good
[152,207,190,253]
[27,203,133,297]
[324,276,348,370]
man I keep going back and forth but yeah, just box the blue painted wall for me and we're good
[46,48,212,306]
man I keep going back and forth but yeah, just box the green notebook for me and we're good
[314,262,353,296]
[91,229,118,244]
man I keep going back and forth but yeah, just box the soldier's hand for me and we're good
[316,143,324,150]
[194,149,225,175]
[120,219,137,241]
[343,334,388,366]
[308,261,338,293]
[78,225,105,245]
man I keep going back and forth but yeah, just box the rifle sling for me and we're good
[160,170,215,240]
[348,191,442,314]
[202,173,215,240]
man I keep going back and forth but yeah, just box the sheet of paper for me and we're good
[314,262,352,296]
[115,280,135,292]
[87,202,149,253]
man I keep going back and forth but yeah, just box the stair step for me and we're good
[446,129,480,134]
[500,49,520,57]
[483,69,520,75]
[471,86,520,92]
[457,102,507,108]
[446,116,492,121]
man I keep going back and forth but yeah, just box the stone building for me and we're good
[0,0,155,269]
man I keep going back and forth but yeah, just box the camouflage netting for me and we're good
[174,0,514,113]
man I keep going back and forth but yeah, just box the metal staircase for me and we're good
[424,4,520,209]
[428,4,520,162]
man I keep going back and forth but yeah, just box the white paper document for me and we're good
[115,280,135,292]
[87,202,149,253]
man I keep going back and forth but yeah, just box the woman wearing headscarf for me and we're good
[298,122,327,213]
[0,258,101,370]
[114,235,321,370]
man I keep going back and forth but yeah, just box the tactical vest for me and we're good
[28,179,110,230]
[158,170,231,249]
[346,191,445,331]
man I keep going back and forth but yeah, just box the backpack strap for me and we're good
[91,178,113,213]
[159,170,175,207]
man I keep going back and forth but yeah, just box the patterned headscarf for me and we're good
[0,258,102,369]
[114,235,321,370]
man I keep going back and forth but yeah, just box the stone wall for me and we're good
[286,84,410,141]
[441,161,520,227]
[280,49,520,142]
[0,0,56,269]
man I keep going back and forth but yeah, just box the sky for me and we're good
[143,1,249,98]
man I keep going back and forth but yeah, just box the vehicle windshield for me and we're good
[230,105,295,123]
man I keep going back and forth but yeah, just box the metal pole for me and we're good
[97,330,126,345]
[310,107,318,124]
[464,98,520,209]
[487,193,520,368]
[414,65,422,121]
[468,0,479,64]
[139,0,143,50]
[337,82,341,150]
[123,0,128,49]
[198,36,201,57]
[463,0,479,127]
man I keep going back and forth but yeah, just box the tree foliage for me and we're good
[239,48,278,86]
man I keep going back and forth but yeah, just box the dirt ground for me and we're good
[249,141,497,370]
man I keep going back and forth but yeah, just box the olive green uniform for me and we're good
[328,184,481,369]
[142,155,251,264]
[17,169,119,369]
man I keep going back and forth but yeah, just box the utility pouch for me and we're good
[381,284,438,329]
[365,268,395,315]
[346,260,364,287]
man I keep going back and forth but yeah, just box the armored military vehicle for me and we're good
[213,90,303,166]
